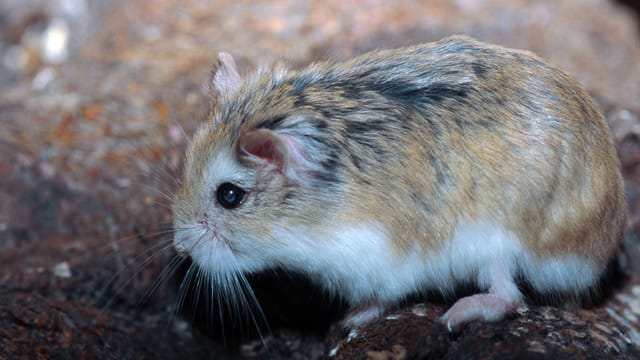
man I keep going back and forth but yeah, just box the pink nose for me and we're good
[197,214,219,237]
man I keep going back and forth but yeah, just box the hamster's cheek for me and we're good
[172,225,232,271]
[173,225,204,256]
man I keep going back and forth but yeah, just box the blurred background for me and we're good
[1,1,639,359]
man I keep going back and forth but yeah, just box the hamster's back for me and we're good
[285,36,625,268]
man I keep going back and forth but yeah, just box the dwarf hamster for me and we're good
[172,35,627,331]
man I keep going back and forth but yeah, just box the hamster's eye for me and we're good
[216,182,246,209]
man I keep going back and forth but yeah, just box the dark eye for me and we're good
[216,182,246,209]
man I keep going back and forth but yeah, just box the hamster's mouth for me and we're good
[201,225,238,255]
[212,233,236,253]
[173,221,236,259]
[196,218,234,250]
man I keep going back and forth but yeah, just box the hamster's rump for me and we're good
[172,35,627,330]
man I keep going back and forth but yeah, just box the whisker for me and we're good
[141,253,187,305]
[175,262,198,314]
[215,273,227,346]
[189,266,203,319]
[170,221,274,355]
[91,226,175,264]
[237,271,272,358]
[173,120,193,144]
[99,238,175,309]
[204,245,215,335]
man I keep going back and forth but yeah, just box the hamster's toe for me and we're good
[439,293,520,332]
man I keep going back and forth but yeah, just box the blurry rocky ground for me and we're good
[1,0,640,359]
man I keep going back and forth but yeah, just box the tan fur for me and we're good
[173,36,627,323]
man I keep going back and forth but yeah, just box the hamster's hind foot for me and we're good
[440,263,522,332]
[439,292,520,332]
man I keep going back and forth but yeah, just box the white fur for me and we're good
[275,114,331,182]
[204,151,253,191]
[174,151,263,273]
[270,219,598,308]
[519,255,598,293]
[174,224,243,274]
[173,225,202,254]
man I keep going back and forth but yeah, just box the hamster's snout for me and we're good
[197,213,211,230]
[197,214,221,238]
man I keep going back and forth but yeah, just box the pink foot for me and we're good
[440,293,520,332]
[440,260,522,332]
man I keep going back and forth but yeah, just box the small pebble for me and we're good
[54,261,71,278]
[346,329,358,342]
[411,303,427,317]
[41,18,70,64]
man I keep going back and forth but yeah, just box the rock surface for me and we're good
[1,0,639,359]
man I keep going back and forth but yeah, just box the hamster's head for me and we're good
[172,53,343,276]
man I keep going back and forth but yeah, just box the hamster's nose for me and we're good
[197,213,209,228]
[197,213,220,237]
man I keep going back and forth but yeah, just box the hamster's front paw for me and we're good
[342,302,385,329]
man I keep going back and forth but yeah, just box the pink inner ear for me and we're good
[239,128,317,183]
[238,129,285,169]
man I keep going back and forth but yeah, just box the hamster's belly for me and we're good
[277,219,599,305]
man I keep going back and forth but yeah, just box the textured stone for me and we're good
[0,0,639,359]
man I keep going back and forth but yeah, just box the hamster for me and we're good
[172,35,627,332]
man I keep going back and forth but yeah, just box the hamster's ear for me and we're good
[238,129,319,184]
[209,52,242,95]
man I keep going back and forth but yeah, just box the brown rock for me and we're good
[1,0,639,359]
